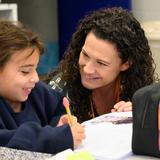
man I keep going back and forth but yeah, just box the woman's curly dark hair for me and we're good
[47,7,158,122]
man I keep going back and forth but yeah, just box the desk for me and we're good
[0,112,159,160]
[77,112,160,160]
[0,147,159,160]
[0,147,52,160]
[126,153,159,160]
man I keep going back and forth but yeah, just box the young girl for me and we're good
[0,20,85,154]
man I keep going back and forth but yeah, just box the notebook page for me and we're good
[76,112,132,160]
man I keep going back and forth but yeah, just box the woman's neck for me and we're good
[92,81,117,115]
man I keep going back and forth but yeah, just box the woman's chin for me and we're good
[82,81,97,90]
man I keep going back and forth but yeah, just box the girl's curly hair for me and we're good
[47,7,158,122]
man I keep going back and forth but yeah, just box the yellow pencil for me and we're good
[63,97,73,126]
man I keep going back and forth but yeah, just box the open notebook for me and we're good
[75,111,133,160]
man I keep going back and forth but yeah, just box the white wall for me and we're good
[132,0,160,76]
[132,0,160,21]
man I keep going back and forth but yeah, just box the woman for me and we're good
[46,7,158,122]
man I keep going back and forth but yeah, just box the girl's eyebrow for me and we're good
[20,64,35,68]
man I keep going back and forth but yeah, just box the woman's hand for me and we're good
[111,101,132,112]
[57,114,77,126]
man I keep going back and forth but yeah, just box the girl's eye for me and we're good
[21,71,30,74]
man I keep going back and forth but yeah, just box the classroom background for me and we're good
[0,0,160,77]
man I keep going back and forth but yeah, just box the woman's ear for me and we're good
[120,60,132,71]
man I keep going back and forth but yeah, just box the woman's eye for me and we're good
[98,62,107,66]
[82,51,88,57]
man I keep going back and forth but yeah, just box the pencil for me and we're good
[63,97,73,126]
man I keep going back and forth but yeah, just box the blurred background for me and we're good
[0,0,160,77]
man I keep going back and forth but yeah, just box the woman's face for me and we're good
[78,32,129,90]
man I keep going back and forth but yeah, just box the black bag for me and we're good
[132,83,160,157]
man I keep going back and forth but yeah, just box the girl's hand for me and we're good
[111,101,132,112]
[57,115,85,148]
[57,114,77,126]
[71,123,85,148]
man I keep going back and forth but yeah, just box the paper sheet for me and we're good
[45,149,73,160]
[76,112,132,160]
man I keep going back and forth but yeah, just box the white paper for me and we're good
[75,112,132,160]
[45,149,73,160]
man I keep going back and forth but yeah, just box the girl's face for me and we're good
[79,32,129,90]
[0,47,40,104]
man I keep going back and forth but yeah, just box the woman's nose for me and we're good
[83,62,95,74]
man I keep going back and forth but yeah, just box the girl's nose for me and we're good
[30,71,39,83]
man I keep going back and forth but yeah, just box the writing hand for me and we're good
[57,114,77,127]
[71,123,85,148]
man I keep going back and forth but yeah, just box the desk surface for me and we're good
[0,112,159,160]
[127,154,159,160]
[0,147,52,160]
[0,147,159,160]
[120,152,160,160]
